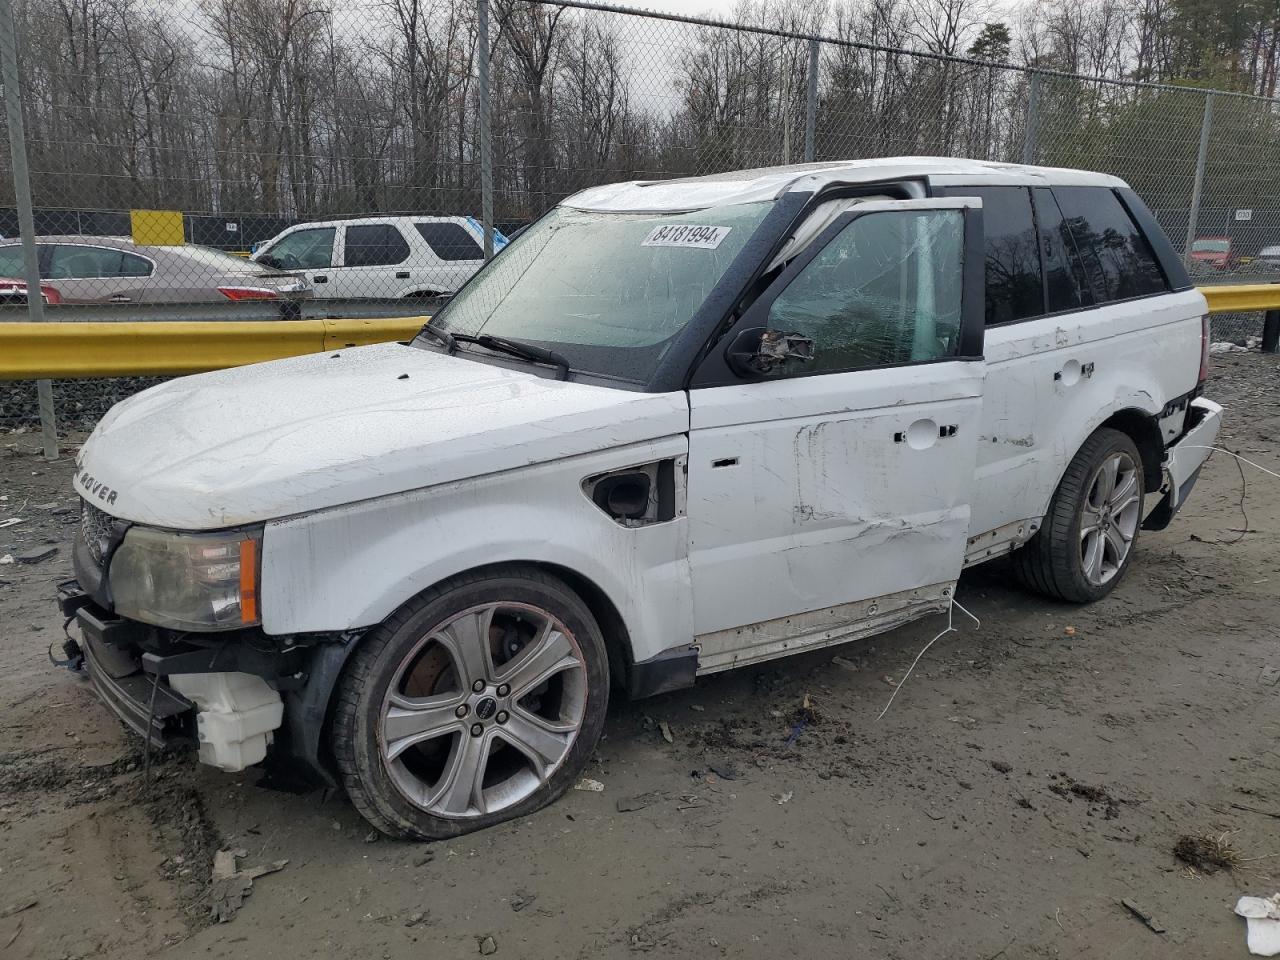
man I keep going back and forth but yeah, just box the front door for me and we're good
[685,198,986,672]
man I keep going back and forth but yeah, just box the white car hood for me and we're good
[75,343,689,529]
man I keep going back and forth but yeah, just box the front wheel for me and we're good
[331,566,609,840]
[1012,428,1145,603]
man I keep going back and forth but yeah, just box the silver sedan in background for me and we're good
[0,236,311,306]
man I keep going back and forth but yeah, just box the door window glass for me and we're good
[1053,187,1169,302]
[415,222,483,261]
[344,224,411,267]
[1033,188,1089,312]
[262,227,334,270]
[965,186,1043,325]
[48,245,128,279]
[119,253,153,277]
[766,209,965,375]
[0,245,25,277]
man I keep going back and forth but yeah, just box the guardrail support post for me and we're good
[477,0,494,261]
[1021,73,1040,165]
[1263,310,1280,353]
[1184,92,1213,264]
[0,0,57,460]
[804,39,818,163]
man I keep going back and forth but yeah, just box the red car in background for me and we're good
[1189,236,1236,270]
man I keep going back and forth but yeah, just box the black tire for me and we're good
[331,565,610,840]
[1012,428,1145,603]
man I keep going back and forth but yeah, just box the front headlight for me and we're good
[109,526,262,631]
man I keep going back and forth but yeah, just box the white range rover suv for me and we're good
[59,158,1222,839]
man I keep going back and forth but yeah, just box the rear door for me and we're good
[331,223,414,299]
[685,198,986,672]
[46,244,153,304]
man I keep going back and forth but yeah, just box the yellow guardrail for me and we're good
[0,283,1276,381]
[1199,284,1280,314]
[0,317,425,380]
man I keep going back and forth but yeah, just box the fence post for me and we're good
[1021,73,1041,165]
[1263,310,1280,353]
[0,0,57,460]
[804,39,818,163]
[1183,92,1213,262]
[477,0,494,260]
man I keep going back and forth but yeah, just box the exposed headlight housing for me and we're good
[109,526,262,631]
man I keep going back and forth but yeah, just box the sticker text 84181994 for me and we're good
[641,225,731,249]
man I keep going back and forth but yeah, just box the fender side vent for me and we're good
[583,460,680,527]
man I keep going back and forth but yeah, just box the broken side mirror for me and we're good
[726,327,815,378]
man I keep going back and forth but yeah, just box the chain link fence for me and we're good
[1,0,1277,435]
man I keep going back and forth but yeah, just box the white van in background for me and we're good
[251,215,506,299]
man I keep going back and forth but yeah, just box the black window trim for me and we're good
[689,200,985,389]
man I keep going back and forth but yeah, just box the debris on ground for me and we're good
[0,518,23,529]
[14,545,56,563]
[830,655,860,673]
[990,760,1013,774]
[774,791,793,805]
[707,762,739,781]
[479,934,498,954]
[1235,894,1280,956]
[1174,831,1243,874]
[208,849,288,922]
[616,796,651,813]
[1120,898,1167,934]
[0,897,37,919]
[658,720,674,744]
[1260,666,1280,687]
[509,891,536,912]
[573,778,604,792]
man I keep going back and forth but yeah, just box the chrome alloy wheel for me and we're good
[1079,451,1141,586]
[378,602,587,819]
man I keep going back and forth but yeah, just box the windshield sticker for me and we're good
[642,224,731,249]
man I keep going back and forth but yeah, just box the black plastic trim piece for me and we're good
[628,644,699,699]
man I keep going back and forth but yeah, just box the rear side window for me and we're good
[49,245,127,279]
[344,224,410,267]
[1052,187,1169,302]
[1032,188,1088,312]
[964,186,1043,325]
[415,222,483,261]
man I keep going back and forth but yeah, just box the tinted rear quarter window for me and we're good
[1052,187,1168,302]
[415,222,483,261]
[964,186,1043,325]
[344,224,411,267]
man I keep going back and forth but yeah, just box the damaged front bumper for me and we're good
[1144,397,1223,531]
[56,581,357,783]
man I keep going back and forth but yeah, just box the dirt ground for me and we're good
[2,352,1279,960]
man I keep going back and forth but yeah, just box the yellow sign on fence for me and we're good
[129,209,185,246]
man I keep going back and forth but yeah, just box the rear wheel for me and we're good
[1012,428,1145,603]
[331,566,609,839]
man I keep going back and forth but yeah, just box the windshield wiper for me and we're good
[454,333,571,381]
[417,322,456,354]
